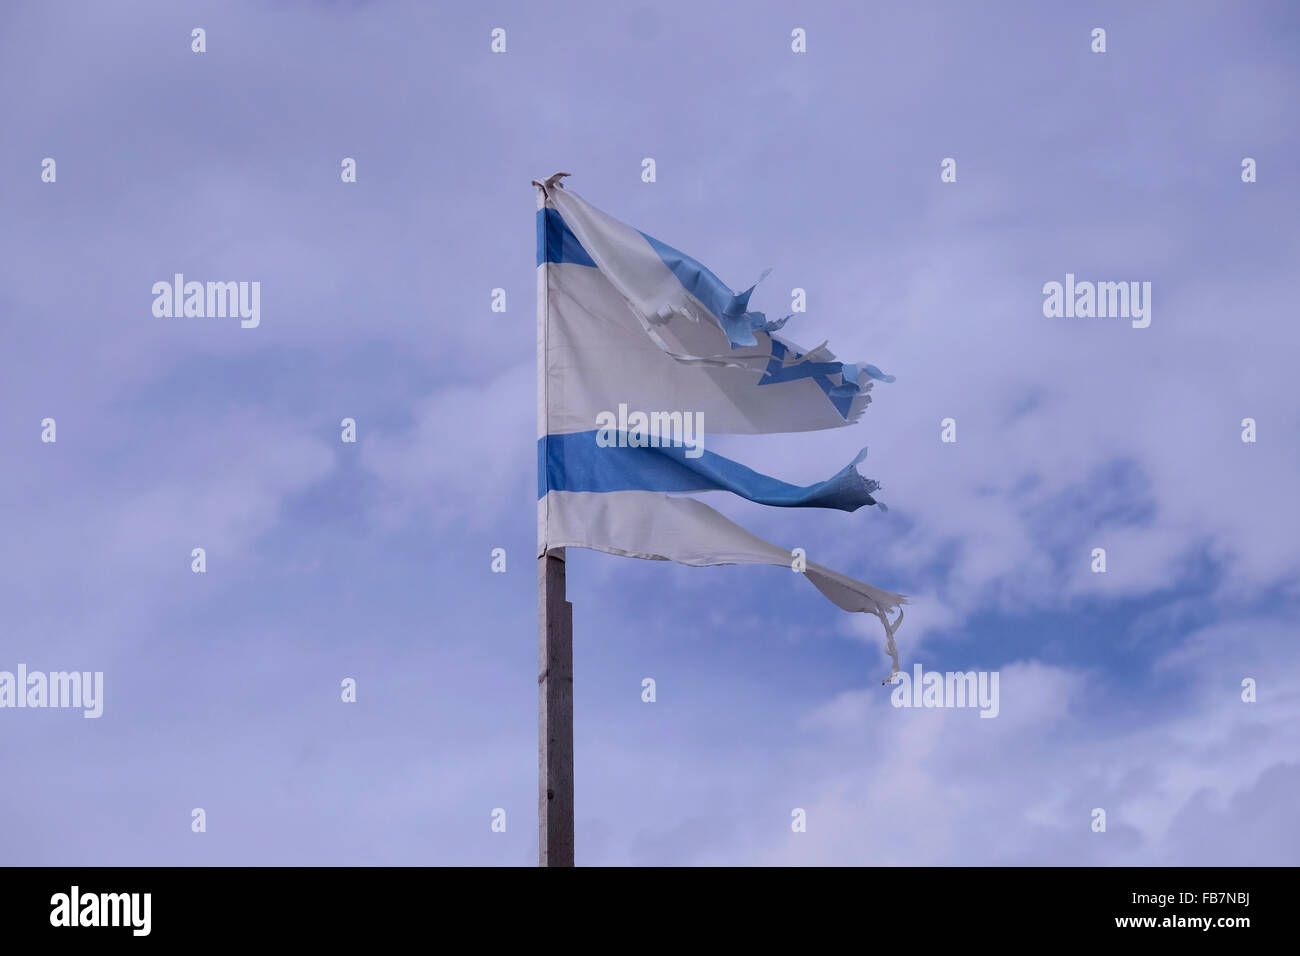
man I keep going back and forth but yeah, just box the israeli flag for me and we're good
[536,176,907,679]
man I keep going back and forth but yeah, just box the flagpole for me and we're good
[536,176,575,867]
[538,547,574,866]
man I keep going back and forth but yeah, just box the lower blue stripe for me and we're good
[538,431,880,512]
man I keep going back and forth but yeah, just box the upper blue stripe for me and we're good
[639,230,781,349]
[538,431,879,512]
[637,231,739,325]
[537,208,597,267]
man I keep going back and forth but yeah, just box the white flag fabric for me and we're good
[542,491,907,676]
[536,177,907,679]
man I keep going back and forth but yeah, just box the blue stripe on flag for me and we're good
[537,208,597,267]
[757,340,896,420]
[760,338,854,418]
[638,230,787,348]
[538,431,880,511]
[635,229,895,419]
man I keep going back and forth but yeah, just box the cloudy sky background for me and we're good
[2,0,1297,865]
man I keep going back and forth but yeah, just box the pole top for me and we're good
[531,172,570,193]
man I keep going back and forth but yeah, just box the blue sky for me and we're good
[1,0,1297,865]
